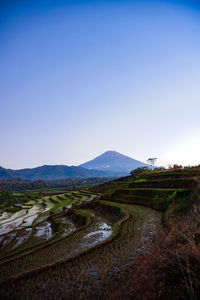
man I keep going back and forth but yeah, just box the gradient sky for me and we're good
[1,0,200,169]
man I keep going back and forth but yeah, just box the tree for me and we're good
[172,164,182,169]
[147,158,157,170]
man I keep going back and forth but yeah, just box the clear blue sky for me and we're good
[1,0,200,169]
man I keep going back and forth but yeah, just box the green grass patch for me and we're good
[5,206,21,212]
[134,178,147,183]
[131,178,196,189]
[25,200,36,205]
[102,188,192,212]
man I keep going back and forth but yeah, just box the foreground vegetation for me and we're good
[0,166,199,299]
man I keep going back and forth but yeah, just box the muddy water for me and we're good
[0,218,24,235]
[59,210,113,258]
[35,211,112,262]
[80,220,112,248]
[0,232,17,249]
[60,218,76,237]
[0,209,115,279]
[34,221,53,240]
[11,228,32,250]
[0,205,44,236]
[0,204,162,300]
[20,215,39,228]
[0,210,27,226]
[0,212,12,222]
[0,204,46,253]
[67,215,112,255]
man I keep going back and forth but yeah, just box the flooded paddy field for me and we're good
[0,190,97,259]
[0,197,161,300]
[0,206,116,281]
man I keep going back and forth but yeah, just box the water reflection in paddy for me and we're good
[60,218,76,237]
[50,213,114,260]
[0,210,27,225]
[80,219,112,249]
[11,228,32,250]
[0,205,44,235]
[0,232,17,248]
[35,221,52,240]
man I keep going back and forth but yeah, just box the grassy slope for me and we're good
[94,167,200,221]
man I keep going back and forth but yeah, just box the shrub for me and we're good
[127,200,200,299]
[6,206,21,212]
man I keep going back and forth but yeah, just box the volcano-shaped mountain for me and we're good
[79,151,149,176]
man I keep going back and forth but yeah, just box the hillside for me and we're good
[0,165,109,181]
[94,167,200,217]
[0,166,199,299]
[79,150,149,175]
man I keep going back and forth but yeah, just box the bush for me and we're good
[6,206,21,212]
[127,200,200,300]
[130,167,150,177]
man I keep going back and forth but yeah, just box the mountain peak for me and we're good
[104,151,118,154]
[79,151,149,175]
[101,151,124,157]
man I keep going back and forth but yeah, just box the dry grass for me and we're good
[127,194,200,300]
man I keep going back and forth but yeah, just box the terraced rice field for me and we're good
[0,191,96,258]
[0,193,161,299]
[0,168,198,299]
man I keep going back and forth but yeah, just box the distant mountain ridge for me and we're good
[0,165,108,181]
[0,151,149,181]
[79,151,149,175]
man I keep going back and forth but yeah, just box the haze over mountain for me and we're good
[0,165,108,181]
[79,151,149,175]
